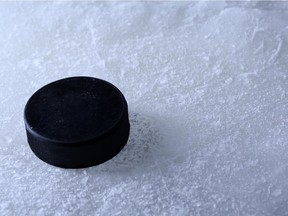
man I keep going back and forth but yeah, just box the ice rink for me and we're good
[0,1,287,215]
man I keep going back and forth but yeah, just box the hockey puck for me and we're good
[24,77,130,168]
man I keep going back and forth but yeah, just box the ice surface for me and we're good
[0,1,288,215]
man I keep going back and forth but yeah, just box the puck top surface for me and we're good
[24,77,125,144]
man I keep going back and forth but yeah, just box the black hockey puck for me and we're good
[24,77,130,168]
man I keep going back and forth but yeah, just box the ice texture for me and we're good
[0,1,288,215]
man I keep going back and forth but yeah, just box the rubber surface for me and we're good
[24,77,130,168]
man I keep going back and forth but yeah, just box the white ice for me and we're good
[0,1,288,215]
